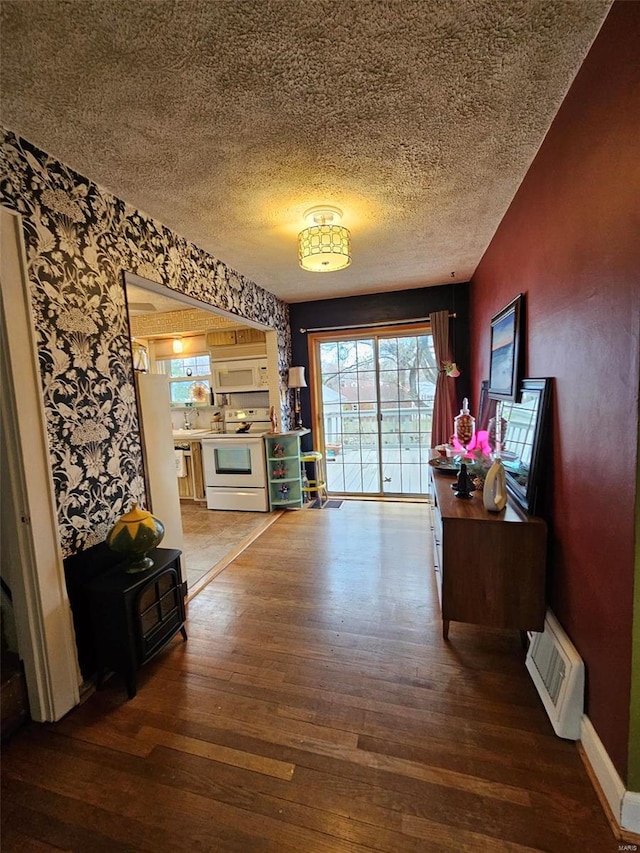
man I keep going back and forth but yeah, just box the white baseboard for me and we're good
[581,715,640,834]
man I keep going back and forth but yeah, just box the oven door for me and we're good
[201,437,266,489]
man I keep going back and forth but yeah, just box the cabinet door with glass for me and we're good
[265,434,303,509]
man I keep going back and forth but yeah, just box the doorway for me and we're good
[124,272,279,596]
[310,327,437,497]
[1,206,79,721]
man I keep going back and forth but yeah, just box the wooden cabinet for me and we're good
[206,330,237,346]
[235,328,266,344]
[429,468,546,640]
[265,433,303,509]
[175,440,206,500]
[191,441,205,499]
[206,328,266,346]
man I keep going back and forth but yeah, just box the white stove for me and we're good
[222,407,271,434]
[200,407,271,511]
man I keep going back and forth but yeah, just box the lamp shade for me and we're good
[288,366,307,388]
[298,205,351,273]
[172,338,183,354]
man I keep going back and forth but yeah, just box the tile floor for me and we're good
[179,501,278,595]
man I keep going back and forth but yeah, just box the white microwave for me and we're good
[211,358,269,393]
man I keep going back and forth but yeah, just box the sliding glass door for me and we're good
[312,328,437,497]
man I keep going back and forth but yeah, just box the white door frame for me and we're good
[0,206,79,720]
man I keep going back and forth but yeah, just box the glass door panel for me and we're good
[316,331,436,497]
[377,334,436,495]
[320,337,380,495]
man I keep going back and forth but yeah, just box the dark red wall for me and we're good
[470,3,640,780]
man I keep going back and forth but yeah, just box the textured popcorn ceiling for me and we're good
[0,0,611,303]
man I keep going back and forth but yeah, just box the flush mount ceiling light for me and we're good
[172,337,184,354]
[298,205,351,273]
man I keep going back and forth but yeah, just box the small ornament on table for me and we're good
[483,401,508,512]
[452,463,474,499]
[269,405,279,433]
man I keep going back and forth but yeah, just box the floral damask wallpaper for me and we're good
[0,128,291,556]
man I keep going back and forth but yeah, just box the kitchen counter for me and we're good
[172,429,217,439]
[200,431,266,440]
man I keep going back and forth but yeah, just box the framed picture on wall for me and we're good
[488,294,524,401]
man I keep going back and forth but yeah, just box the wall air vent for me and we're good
[526,609,585,740]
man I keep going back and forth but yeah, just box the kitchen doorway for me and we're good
[123,272,280,597]
[309,326,437,497]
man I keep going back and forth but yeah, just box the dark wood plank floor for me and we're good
[1,501,617,852]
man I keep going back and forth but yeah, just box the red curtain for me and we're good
[430,310,457,447]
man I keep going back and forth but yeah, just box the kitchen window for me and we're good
[157,354,212,406]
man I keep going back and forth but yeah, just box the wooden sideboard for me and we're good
[429,467,546,640]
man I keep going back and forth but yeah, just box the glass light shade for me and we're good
[288,366,307,388]
[298,224,351,272]
[172,338,183,353]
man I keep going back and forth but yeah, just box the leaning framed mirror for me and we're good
[478,377,552,515]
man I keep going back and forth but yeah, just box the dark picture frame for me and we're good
[488,294,523,401]
[500,378,552,515]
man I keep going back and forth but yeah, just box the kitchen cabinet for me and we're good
[206,328,266,346]
[235,328,266,344]
[206,330,237,346]
[429,465,546,640]
[265,433,304,509]
[174,439,206,501]
[207,328,267,363]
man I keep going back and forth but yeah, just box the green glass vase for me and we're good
[106,502,165,572]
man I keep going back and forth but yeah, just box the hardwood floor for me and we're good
[1,501,617,852]
[179,502,279,594]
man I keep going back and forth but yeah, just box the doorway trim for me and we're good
[0,206,80,720]
[124,271,282,418]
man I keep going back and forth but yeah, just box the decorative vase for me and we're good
[454,397,475,451]
[106,502,165,572]
[483,458,508,513]
[488,415,508,452]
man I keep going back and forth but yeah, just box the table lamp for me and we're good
[288,366,307,429]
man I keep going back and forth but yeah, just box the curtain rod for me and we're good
[299,313,456,334]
